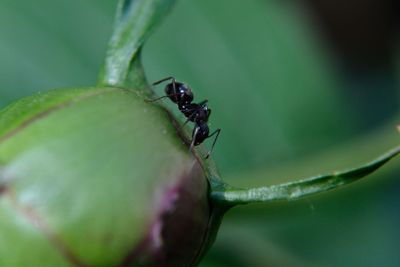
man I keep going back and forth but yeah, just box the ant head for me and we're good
[165,82,194,104]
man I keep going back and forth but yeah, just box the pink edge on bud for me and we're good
[117,160,210,267]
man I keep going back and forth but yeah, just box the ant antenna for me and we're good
[152,76,176,86]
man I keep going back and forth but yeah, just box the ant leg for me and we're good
[189,126,199,153]
[205,128,221,159]
[146,95,170,103]
[181,111,199,128]
[151,77,178,101]
[145,93,181,103]
[206,109,211,120]
[152,76,175,86]
[181,117,191,128]
[197,100,208,106]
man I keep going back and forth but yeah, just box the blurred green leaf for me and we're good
[200,222,319,267]
[0,0,115,106]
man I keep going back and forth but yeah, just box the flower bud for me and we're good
[0,87,210,266]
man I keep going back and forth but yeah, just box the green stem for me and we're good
[212,145,400,206]
[98,0,176,88]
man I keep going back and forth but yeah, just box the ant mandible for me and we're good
[149,76,221,159]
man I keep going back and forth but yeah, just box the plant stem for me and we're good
[211,145,400,206]
[97,0,176,89]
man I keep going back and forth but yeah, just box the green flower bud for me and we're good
[0,87,211,266]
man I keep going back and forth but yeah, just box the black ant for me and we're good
[149,77,221,159]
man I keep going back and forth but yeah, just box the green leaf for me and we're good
[211,145,400,205]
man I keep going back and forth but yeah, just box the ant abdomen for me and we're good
[193,123,209,146]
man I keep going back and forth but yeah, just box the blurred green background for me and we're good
[0,0,399,266]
